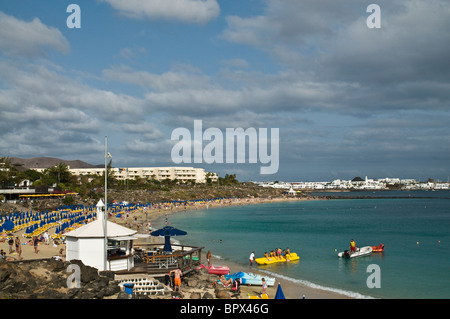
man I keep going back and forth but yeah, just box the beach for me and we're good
[205,251,352,299]
[1,195,352,299]
[130,196,353,299]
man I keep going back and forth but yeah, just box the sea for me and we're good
[154,190,450,299]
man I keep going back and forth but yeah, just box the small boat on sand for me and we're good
[338,246,372,258]
[198,264,230,275]
[371,243,385,252]
[225,272,275,286]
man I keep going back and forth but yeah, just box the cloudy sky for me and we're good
[0,0,449,182]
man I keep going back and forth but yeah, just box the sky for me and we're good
[0,0,449,182]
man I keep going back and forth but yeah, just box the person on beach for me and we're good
[14,236,19,252]
[33,236,39,254]
[249,251,255,266]
[170,268,182,292]
[350,239,356,253]
[261,278,267,295]
[44,231,49,245]
[206,250,212,267]
[8,237,14,253]
[219,275,233,288]
[59,248,65,259]
[15,237,22,260]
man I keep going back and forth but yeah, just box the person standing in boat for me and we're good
[350,239,356,253]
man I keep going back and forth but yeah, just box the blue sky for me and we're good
[1,0,449,182]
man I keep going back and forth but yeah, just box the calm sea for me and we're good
[156,190,450,299]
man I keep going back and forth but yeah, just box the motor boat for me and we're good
[338,246,373,258]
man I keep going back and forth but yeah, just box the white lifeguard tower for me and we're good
[65,199,137,271]
[287,187,296,196]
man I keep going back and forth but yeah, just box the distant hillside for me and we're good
[6,157,100,170]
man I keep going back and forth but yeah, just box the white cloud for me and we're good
[220,58,250,69]
[101,0,220,24]
[0,62,146,122]
[0,11,69,57]
[103,65,213,91]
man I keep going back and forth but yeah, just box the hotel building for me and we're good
[63,166,218,184]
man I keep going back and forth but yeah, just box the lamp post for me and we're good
[104,136,112,271]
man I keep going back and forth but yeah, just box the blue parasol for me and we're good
[275,283,286,299]
[2,220,15,231]
[150,225,187,253]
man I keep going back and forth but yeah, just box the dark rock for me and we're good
[49,273,67,288]
[117,291,130,299]
[41,289,65,299]
[0,263,15,282]
[190,292,201,299]
[215,289,230,299]
[48,259,68,272]
[186,279,198,288]
[69,260,99,283]
[104,282,121,296]
[99,271,115,280]
[78,289,97,299]
[93,276,110,290]
[202,291,214,299]
[66,288,82,299]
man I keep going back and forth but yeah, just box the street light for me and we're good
[104,137,112,271]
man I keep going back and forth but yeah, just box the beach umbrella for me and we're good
[150,225,187,253]
[2,220,15,232]
[275,283,286,299]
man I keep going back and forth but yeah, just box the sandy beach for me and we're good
[1,196,352,299]
[129,196,352,299]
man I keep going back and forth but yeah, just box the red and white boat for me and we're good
[198,264,230,275]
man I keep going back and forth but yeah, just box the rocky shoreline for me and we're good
[0,258,253,299]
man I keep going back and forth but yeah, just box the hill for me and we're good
[6,156,100,170]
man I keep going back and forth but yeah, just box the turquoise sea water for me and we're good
[156,191,450,299]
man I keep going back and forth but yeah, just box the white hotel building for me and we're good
[34,166,218,184]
